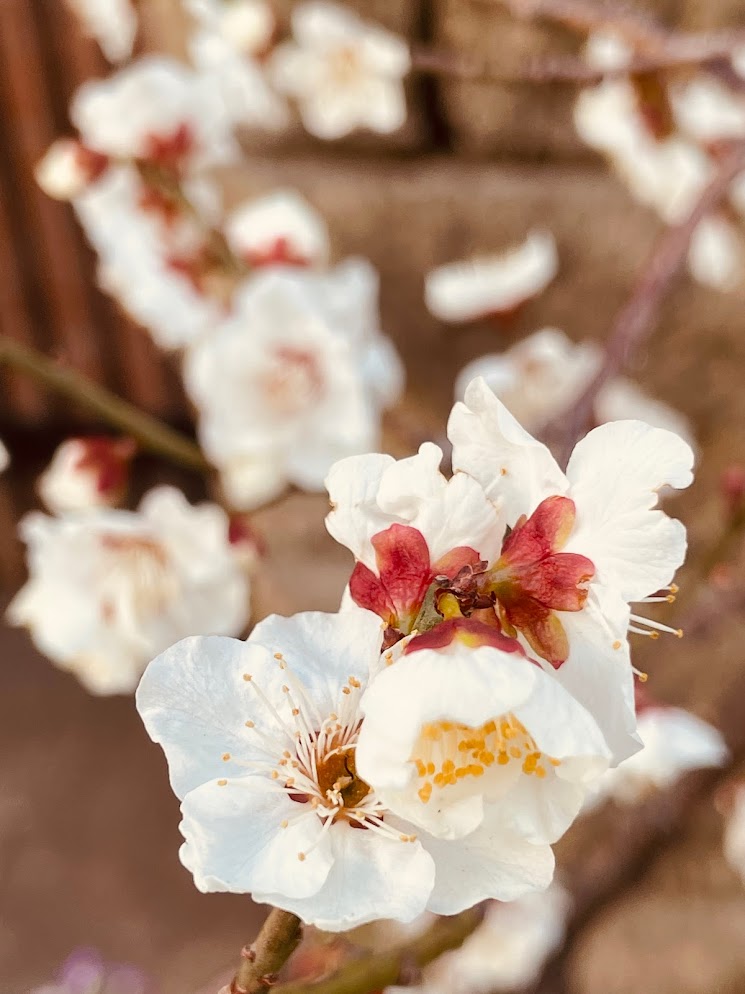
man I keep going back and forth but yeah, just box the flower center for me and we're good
[261,346,324,416]
[315,745,371,811]
[98,532,176,623]
[329,46,362,86]
[411,715,560,805]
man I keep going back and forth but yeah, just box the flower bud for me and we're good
[38,437,135,515]
[35,139,109,201]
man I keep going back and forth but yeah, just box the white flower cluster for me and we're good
[36,52,405,508]
[8,438,253,696]
[137,382,696,930]
[575,31,745,291]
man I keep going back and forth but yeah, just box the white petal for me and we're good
[449,377,568,523]
[179,776,333,897]
[248,609,383,706]
[421,816,555,913]
[565,420,694,600]
[136,636,275,798]
[254,822,435,930]
[555,586,639,765]
[325,452,397,568]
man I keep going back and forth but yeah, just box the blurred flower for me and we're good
[74,166,226,350]
[71,56,239,171]
[225,190,330,268]
[31,948,150,994]
[686,214,745,292]
[186,0,289,132]
[424,231,558,324]
[455,328,694,445]
[8,487,250,695]
[137,608,559,927]
[269,1,410,139]
[387,884,571,994]
[186,0,275,55]
[447,381,691,760]
[723,784,745,884]
[65,0,137,63]
[575,33,745,292]
[673,78,745,142]
[585,699,728,809]
[0,438,8,473]
[35,139,109,202]
[38,437,136,515]
[184,265,403,508]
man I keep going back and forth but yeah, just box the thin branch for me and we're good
[271,906,484,994]
[410,46,740,85]
[226,910,303,994]
[0,336,210,473]
[546,138,745,466]
[489,0,745,60]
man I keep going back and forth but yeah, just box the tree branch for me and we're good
[226,910,304,994]
[410,46,742,85]
[490,0,745,60]
[270,906,484,994]
[0,336,210,473]
[546,138,745,466]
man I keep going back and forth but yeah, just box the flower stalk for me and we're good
[228,909,304,994]
[547,138,745,465]
[0,336,210,473]
[271,906,484,994]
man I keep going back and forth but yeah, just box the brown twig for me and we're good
[410,46,741,85]
[490,0,745,60]
[226,910,304,994]
[270,906,484,994]
[0,336,210,473]
[545,138,745,467]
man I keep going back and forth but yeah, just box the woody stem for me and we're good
[0,336,210,473]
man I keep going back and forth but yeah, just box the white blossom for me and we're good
[8,487,250,695]
[446,379,693,760]
[673,78,745,142]
[269,1,410,139]
[424,231,558,324]
[357,628,611,849]
[687,214,745,292]
[585,704,728,808]
[65,0,137,63]
[0,439,8,473]
[74,166,225,350]
[387,884,571,994]
[186,0,289,132]
[185,0,275,55]
[71,57,239,170]
[723,785,745,884]
[184,265,403,508]
[225,190,330,268]
[455,328,694,445]
[137,610,556,928]
[38,437,135,515]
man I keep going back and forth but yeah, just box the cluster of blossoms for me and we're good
[64,0,411,142]
[8,438,254,695]
[36,49,404,508]
[137,380,695,930]
[575,31,745,291]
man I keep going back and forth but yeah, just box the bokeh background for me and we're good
[3,1,745,992]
